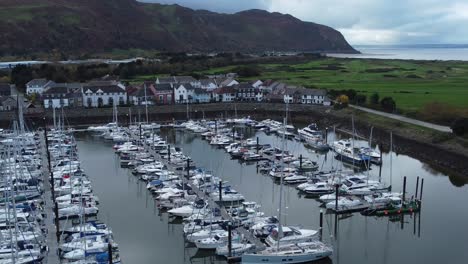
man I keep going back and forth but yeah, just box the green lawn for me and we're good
[201,58,468,114]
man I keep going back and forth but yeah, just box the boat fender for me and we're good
[267,225,274,233]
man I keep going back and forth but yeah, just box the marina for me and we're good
[1,114,468,264]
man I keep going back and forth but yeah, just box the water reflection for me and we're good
[75,125,468,264]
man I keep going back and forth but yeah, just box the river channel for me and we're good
[75,126,468,264]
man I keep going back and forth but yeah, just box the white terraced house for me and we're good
[26,79,55,95]
[82,81,127,107]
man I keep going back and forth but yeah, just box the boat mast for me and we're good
[277,103,288,252]
[5,144,16,264]
[11,122,20,262]
[144,83,149,124]
[390,131,393,189]
[53,107,57,130]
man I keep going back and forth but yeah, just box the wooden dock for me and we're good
[132,130,267,252]
[40,134,62,264]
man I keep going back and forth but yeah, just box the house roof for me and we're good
[84,81,125,93]
[0,96,16,104]
[193,88,210,95]
[299,88,327,96]
[26,78,49,87]
[199,79,216,86]
[177,83,195,90]
[213,86,236,94]
[154,83,173,91]
[234,83,256,89]
[218,78,237,87]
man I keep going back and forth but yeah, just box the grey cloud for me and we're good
[138,0,468,44]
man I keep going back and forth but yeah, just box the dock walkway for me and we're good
[132,130,266,251]
[40,133,61,264]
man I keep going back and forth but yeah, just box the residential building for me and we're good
[26,79,54,95]
[300,89,328,105]
[156,76,199,87]
[192,88,212,103]
[131,82,157,106]
[83,81,127,107]
[235,83,261,101]
[154,83,174,105]
[42,83,83,109]
[215,77,239,87]
[174,83,195,104]
[198,79,218,91]
[213,87,236,102]
[0,96,17,111]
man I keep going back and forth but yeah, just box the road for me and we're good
[349,105,452,133]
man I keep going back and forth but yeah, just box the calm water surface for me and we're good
[329,44,468,61]
[75,127,468,264]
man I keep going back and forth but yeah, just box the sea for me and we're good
[328,44,468,61]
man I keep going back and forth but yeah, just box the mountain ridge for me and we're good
[0,0,358,56]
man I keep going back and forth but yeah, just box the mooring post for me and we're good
[325,127,328,144]
[256,137,259,154]
[227,223,232,257]
[186,159,190,179]
[319,209,323,241]
[402,176,407,203]
[167,145,171,162]
[54,202,60,242]
[219,180,223,202]
[419,178,424,202]
[139,123,142,143]
[335,184,339,212]
[415,176,419,199]
[299,154,303,170]
[108,242,113,264]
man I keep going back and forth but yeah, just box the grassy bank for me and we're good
[200,57,468,119]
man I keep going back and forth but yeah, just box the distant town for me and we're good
[0,73,330,111]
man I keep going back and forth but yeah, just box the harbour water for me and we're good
[76,126,468,264]
[329,44,468,61]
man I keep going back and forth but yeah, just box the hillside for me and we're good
[0,0,358,56]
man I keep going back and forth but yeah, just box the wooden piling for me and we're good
[319,210,323,241]
[167,145,171,162]
[219,180,222,202]
[256,137,259,154]
[419,178,424,202]
[108,242,113,264]
[415,176,419,199]
[402,176,407,202]
[228,223,232,257]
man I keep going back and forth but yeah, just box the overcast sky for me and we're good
[139,0,468,45]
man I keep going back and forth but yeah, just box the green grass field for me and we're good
[201,58,468,115]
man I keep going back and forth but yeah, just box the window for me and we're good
[108,97,114,106]
[119,97,125,105]
[87,98,92,107]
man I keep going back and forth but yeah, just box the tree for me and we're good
[233,65,262,77]
[380,97,396,112]
[451,118,468,136]
[354,94,366,105]
[337,94,349,104]
[370,93,379,105]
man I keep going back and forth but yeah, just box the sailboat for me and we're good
[242,105,332,263]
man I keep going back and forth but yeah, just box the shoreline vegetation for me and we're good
[3,54,467,125]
